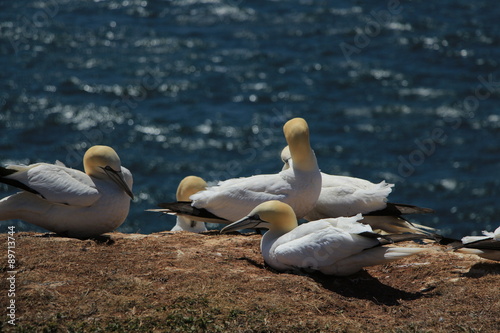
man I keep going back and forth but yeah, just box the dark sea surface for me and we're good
[1,0,499,238]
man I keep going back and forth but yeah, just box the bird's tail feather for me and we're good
[382,247,427,261]
[454,248,500,261]
[331,247,426,276]
[0,192,50,222]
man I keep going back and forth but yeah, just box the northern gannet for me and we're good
[221,201,428,276]
[280,146,434,234]
[170,176,208,233]
[452,226,500,261]
[153,118,322,223]
[0,145,134,238]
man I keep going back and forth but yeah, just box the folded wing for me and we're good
[0,163,100,207]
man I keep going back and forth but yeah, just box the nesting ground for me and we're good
[1,231,499,332]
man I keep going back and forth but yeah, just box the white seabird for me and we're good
[280,146,434,234]
[0,145,134,238]
[153,118,322,223]
[170,176,208,233]
[221,200,429,276]
[453,226,500,261]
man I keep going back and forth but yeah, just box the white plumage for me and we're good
[0,145,133,238]
[189,169,319,222]
[221,201,427,276]
[154,118,322,223]
[280,146,433,234]
[304,173,393,219]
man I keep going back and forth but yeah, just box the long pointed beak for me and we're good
[221,214,271,234]
[103,167,134,199]
[281,156,294,171]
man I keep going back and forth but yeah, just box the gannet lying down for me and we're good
[280,146,434,235]
[453,226,500,261]
[170,176,208,233]
[221,201,428,276]
[0,145,134,238]
[152,118,322,223]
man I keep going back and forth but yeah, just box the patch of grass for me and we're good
[161,295,225,332]
[171,295,210,309]
[163,313,218,332]
[228,308,246,319]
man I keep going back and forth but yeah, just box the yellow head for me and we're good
[221,200,298,234]
[83,145,122,177]
[250,200,298,232]
[83,145,133,199]
[176,176,207,201]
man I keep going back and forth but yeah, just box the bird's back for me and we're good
[191,167,321,221]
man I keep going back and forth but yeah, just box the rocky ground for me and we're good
[1,231,499,332]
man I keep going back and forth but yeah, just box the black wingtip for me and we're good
[434,235,461,245]
[429,234,465,249]
[156,201,231,224]
[157,200,191,209]
[367,202,435,217]
[463,238,500,251]
[390,202,435,214]
[0,166,17,177]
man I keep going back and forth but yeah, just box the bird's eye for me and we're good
[249,214,262,221]
[101,166,118,173]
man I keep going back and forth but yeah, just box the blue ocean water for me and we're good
[1,0,499,238]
